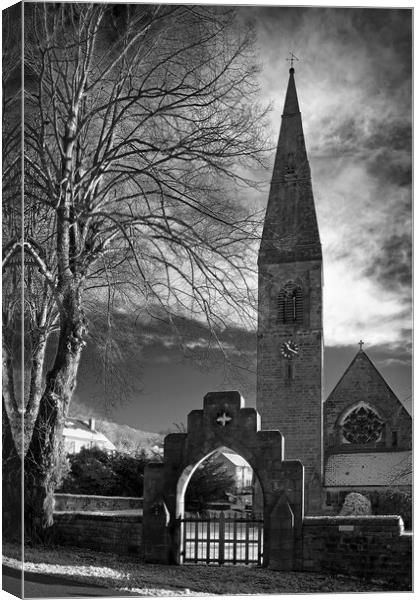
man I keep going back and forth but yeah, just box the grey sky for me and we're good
[74,4,412,431]
[246,7,412,350]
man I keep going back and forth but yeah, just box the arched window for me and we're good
[278,282,303,324]
[340,403,384,444]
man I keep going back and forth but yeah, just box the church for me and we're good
[256,66,412,515]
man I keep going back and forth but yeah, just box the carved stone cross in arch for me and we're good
[216,412,232,427]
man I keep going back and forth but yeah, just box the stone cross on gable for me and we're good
[358,340,365,351]
[216,412,232,427]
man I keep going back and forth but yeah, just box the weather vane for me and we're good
[286,52,299,69]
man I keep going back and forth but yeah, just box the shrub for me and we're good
[59,447,160,497]
[339,492,371,516]
[372,488,412,530]
[185,455,236,512]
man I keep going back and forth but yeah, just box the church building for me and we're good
[257,66,412,515]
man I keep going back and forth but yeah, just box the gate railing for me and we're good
[181,511,263,565]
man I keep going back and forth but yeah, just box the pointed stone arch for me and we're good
[143,391,304,569]
[175,444,257,519]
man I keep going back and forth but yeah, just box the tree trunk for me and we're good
[24,288,87,542]
[2,397,22,542]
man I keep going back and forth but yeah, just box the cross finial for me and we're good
[286,52,299,70]
[358,340,364,351]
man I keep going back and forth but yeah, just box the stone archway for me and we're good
[175,446,244,519]
[176,446,264,566]
[143,391,304,570]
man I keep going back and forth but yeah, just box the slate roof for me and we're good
[324,451,411,487]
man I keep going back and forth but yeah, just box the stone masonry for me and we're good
[302,515,412,590]
[143,391,304,569]
[324,349,412,456]
[257,68,323,514]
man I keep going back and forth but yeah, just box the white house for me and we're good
[63,418,116,454]
[218,451,253,493]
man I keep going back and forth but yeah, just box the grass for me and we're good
[3,541,393,596]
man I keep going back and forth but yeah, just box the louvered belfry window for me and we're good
[278,282,303,324]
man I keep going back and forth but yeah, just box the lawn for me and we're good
[3,542,393,596]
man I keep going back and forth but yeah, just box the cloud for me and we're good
[323,260,411,347]
[69,8,413,432]
[380,357,411,368]
[246,7,411,349]
[363,232,412,294]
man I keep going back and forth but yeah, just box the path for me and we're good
[2,565,137,598]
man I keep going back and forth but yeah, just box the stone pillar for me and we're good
[265,460,304,571]
[268,493,295,570]
[142,463,171,563]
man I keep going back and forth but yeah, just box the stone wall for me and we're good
[54,493,143,512]
[302,516,412,590]
[54,512,143,556]
[52,505,412,589]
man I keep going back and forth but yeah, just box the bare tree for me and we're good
[2,3,269,539]
[2,2,24,538]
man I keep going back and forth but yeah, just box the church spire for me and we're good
[259,67,322,264]
[283,67,300,116]
[257,66,324,514]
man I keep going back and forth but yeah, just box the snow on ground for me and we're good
[3,542,393,595]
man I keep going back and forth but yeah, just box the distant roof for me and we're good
[324,451,411,487]
[63,419,115,449]
[220,452,251,468]
[65,418,94,432]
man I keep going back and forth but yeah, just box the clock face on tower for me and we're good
[281,340,299,359]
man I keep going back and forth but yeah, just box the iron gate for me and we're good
[181,511,263,565]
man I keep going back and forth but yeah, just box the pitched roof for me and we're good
[220,452,251,468]
[327,349,399,402]
[65,418,94,433]
[63,419,115,449]
[324,451,412,486]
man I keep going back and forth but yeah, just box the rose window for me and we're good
[341,405,384,444]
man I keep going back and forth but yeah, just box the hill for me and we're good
[68,398,163,454]
[95,418,163,454]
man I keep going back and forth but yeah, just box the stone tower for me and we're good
[257,67,323,513]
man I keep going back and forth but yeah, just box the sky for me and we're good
[249,7,411,354]
[74,5,412,432]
